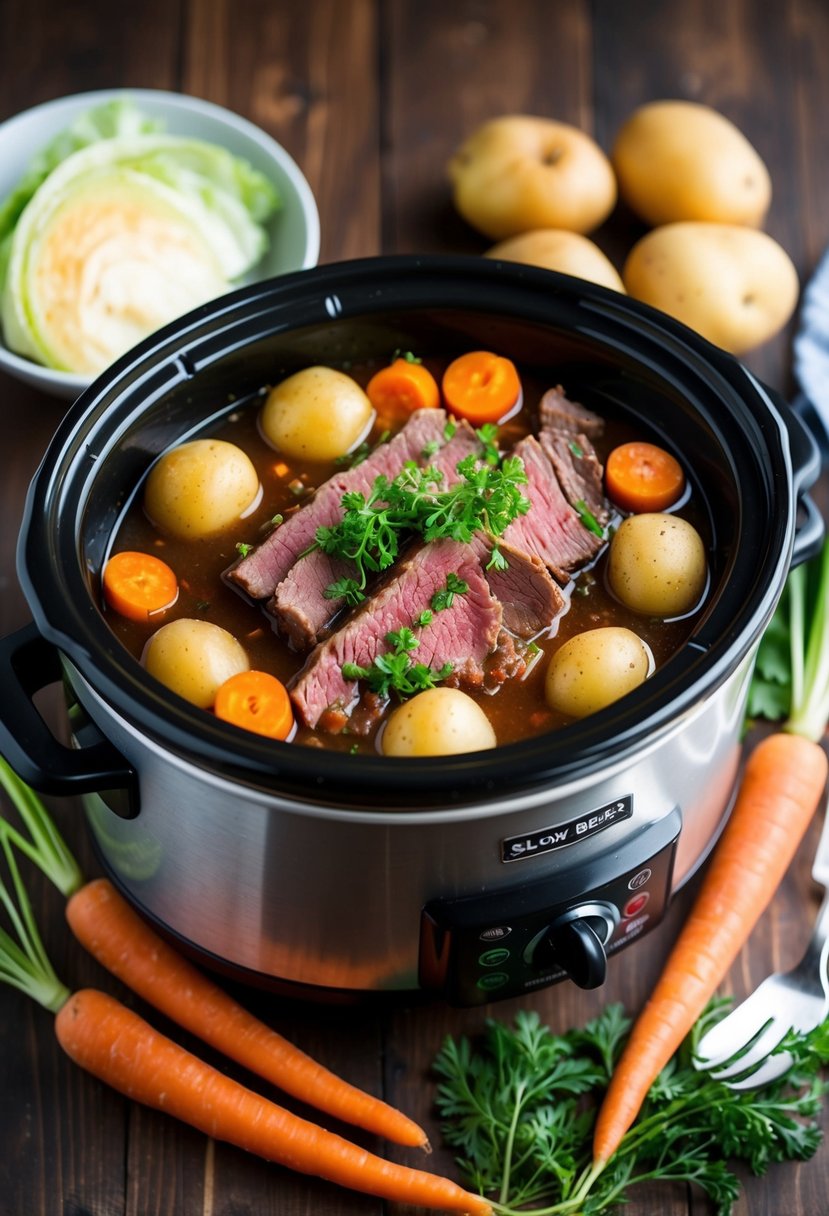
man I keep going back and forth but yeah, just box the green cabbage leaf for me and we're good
[0,101,280,374]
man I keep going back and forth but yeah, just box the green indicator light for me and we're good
[476,971,509,992]
[478,947,511,967]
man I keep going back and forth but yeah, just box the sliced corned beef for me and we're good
[269,419,484,649]
[471,535,565,638]
[227,408,451,600]
[503,435,603,580]
[539,430,610,527]
[539,384,604,439]
[290,539,502,731]
[269,551,355,650]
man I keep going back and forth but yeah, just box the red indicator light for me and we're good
[623,892,650,919]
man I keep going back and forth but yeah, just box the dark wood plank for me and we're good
[0,0,181,117]
[181,0,382,265]
[382,0,593,256]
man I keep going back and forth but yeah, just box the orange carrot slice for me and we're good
[103,550,178,622]
[214,669,294,740]
[441,351,521,426]
[605,442,685,512]
[367,358,440,424]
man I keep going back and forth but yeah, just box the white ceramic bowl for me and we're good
[0,88,321,400]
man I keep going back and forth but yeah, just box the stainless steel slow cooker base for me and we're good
[72,651,752,1004]
[0,257,821,1005]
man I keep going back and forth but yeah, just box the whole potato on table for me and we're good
[623,223,798,355]
[261,366,375,462]
[448,115,617,240]
[612,100,771,227]
[486,230,625,292]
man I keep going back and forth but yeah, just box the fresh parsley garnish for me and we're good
[393,349,422,364]
[569,438,585,458]
[324,577,365,606]
[475,423,500,466]
[235,541,253,558]
[341,627,453,698]
[443,419,458,441]
[316,452,529,604]
[421,439,441,459]
[434,1000,829,1216]
[485,545,507,572]
[414,609,434,628]
[574,497,604,538]
[430,572,469,612]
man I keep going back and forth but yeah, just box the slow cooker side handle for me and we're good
[0,622,136,799]
[773,389,826,567]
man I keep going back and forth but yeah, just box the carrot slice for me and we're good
[605,441,685,512]
[103,550,178,622]
[214,669,294,739]
[441,351,522,426]
[366,357,440,424]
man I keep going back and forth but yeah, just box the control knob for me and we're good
[525,901,620,989]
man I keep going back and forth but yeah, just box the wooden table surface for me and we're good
[2,2,829,1214]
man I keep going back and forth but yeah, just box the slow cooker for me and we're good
[0,256,821,1005]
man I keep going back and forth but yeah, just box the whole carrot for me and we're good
[65,876,426,1147]
[592,732,828,1165]
[0,758,426,1150]
[55,988,490,1215]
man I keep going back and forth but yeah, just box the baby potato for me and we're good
[612,100,771,227]
[608,513,707,618]
[144,439,260,540]
[623,223,798,354]
[142,618,249,709]
[382,688,496,757]
[448,115,617,240]
[545,627,651,719]
[485,230,625,292]
[261,366,374,462]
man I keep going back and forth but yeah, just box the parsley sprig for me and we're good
[315,439,529,604]
[434,1000,829,1215]
[342,626,453,699]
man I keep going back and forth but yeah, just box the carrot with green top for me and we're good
[0,757,425,1149]
[593,731,828,1165]
[594,538,829,1166]
[0,828,490,1213]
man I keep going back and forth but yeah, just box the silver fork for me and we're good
[695,794,829,1088]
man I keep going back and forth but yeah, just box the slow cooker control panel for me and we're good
[419,808,681,1005]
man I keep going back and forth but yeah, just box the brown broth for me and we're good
[104,358,709,754]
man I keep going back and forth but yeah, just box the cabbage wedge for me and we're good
[1,128,280,374]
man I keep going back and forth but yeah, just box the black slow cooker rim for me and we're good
[18,255,799,806]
